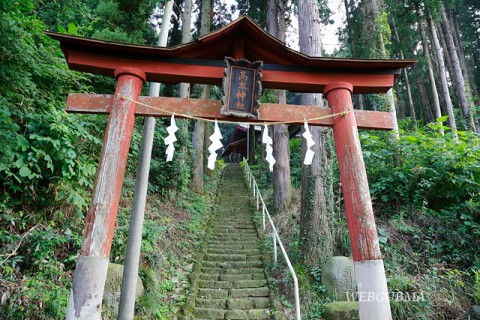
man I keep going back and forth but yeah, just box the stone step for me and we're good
[194,308,271,319]
[214,214,253,218]
[211,221,255,226]
[195,297,271,310]
[216,212,252,215]
[210,224,255,229]
[209,229,257,236]
[227,298,271,310]
[210,221,256,226]
[185,165,274,319]
[211,219,254,222]
[201,267,264,275]
[194,308,224,319]
[205,246,260,253]
[198,279,267,289]
[209,227,257,231]
[200,273,265,281]
[211,219,255,223]
[226,309,271,319]
[206,248,261,255]
[207,235,259,242]
[208,231,258,237]
[208,228,257,233]
[204,253,262,262]
[206,238,258,243]
[197,288,229,299]
[230,287,270,298]
[196,298,226,309]
[202,260,263,269]
[207,244,260,251]
[206,240,259,246]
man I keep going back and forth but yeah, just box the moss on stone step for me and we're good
[230,287,270,298]
[182,165,281,319]
[323,301,359,320]
[194,307,225,319]
[227,297,271,310]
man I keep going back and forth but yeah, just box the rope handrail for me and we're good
[242,159,301,320]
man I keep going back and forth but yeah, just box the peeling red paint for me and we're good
[80,67,145,258]
[66,94,395,130]
[324,82,382,262]
[65,50,395,93]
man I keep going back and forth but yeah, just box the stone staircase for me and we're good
[183,164,274,319]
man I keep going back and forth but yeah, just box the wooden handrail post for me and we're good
[66,67,146,320]
[324,82,392,320]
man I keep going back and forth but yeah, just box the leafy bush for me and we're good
[0,0,103,214]
[360,127,479,268]
[361,127,479,213]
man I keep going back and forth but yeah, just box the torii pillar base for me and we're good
[324,82,392,320]
[66,67,146,320]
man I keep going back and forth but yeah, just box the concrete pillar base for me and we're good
[66,255,109,320]
[354,260,392,320]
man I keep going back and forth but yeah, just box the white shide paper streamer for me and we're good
[207,120,223,170]
[302,120,315,165]
[262,124,276,172]
[164,114,178,162]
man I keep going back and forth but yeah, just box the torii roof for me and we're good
[47,15,415,93]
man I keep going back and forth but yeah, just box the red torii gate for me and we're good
[48,16,415,320]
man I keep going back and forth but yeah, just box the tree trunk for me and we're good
[450,7,475,100]
[419,16,444,134]
[190,0,212,193]
[204,116,212,174]
[297,0,333,268]
[248,125,255,161]
[450,8,479,128]
[267,0,278,41]
[392,18,416,126]
[362,0,399,138]
[344,0,365,110]
[438,27,454,82]
[419,79,433,124]
[179,0,192,99]
[190,119,206,193]
[407,41,433,123]
[267,0,292,213]
[414,67,433,124]
[428,15,458,137]
[440,5,477,132]
[272,122,292,213]
[178,0,193,174]
[394,82,405,119]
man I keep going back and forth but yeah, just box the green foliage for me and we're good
[90,0,156,44]
[362,128,479,212]
[291,264,331,320]
[148,118,192,197]
[0,0,103,215]
[133,171,222,319]
[289,138,302,188]
[0,223,81,319]
[361,127,479,267]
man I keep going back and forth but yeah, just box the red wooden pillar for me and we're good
[67,67,146,320]
[324,82,392,320]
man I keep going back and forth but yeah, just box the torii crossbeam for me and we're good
[48,16,415,320]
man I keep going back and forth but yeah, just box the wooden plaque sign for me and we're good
[221,57,263,118]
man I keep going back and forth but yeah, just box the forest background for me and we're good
[0,0,479,319]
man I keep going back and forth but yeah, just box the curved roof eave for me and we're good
[46,15,416,71]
